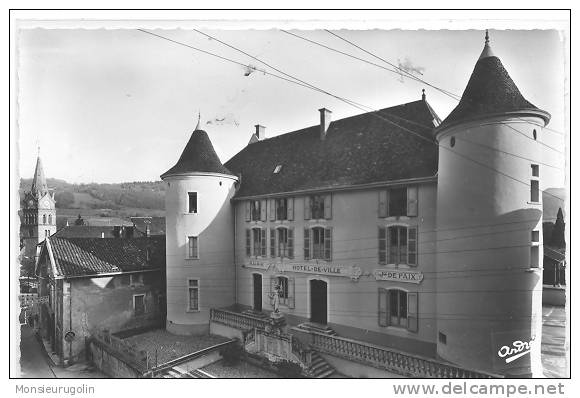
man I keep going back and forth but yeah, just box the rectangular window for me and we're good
[531,230,540,243]
[276,198,288,220]
[188,279,199,311]
[188,236,199,259]
[133,294,145,316]
[252,228,265,257]
[278,228,288,258]
[530,180,540,203]
[311,195,326,220]
[388,187,407,217]
[439,332,447,344]
[531,164,539,177]
[530,246,539,268]
[389,290,408,327]
[388,226,408,265]
[251,200,261,221]
[312,227,325,259]
[188,192,198,213]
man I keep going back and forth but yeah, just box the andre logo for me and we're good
[497,337,535,364]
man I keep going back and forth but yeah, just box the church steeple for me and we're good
[30,155,49,199]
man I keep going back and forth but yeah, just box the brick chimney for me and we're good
[319,108,332,140]
[255,125,266,140]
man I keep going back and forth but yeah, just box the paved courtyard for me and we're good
[123,329,229,366]
[542,305,568,378]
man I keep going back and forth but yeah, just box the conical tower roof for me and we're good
[30,155,49,198]
[438,31,550,130]
[161,122,234,179]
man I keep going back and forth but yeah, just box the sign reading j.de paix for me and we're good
[373,269,424,284]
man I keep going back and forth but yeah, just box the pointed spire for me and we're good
[30,155,49,198]
[195,111,201,131]
[479,29,495,59]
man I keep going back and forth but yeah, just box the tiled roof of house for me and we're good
[44,236,165,278]
[438,48,549,130]
[224,99,439,198]
[161,129,234,179]
[130,217,166,236]
[53,225,120,239]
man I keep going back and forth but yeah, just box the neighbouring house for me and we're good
[53,224,137,239]
[543,247,566,287]
[36,236,166,365]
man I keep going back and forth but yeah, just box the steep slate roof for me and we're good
[30,156,49,198]
[44,236,165,278]
[161,129,234,179]
[438,42,549,130]
[225,99,439,198]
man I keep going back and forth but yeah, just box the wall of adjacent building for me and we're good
[234,182,438,356]
[59,271,165,364]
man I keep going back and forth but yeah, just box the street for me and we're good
[19,324,56,378]
[18,324,107,378]
[542,305,568,378]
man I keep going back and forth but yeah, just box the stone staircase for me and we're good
[307,351,336,378]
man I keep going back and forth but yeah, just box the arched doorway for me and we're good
[310,279,327,325]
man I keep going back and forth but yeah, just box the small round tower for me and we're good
[434,32,550,376]
[161,117,238,335]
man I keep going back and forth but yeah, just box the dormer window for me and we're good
[273,164,282,174]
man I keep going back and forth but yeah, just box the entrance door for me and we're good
[310,279,328,324]
[253,274,262,312]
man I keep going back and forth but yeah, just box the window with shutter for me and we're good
[270,228,276,257]
[275,198,288,220]
[378,288,388,326]
[388,289,408,328]
[324,194,332,219]
[407,292,418,332]
[304,197,312,220]
[388,187,407,217]
[245,229,251,257]
[378,190,388,218]
[252,228,262,257]
[287,228,294,259]
[408,227,418,266]
[260,200,267,221]
[407,186,418,217]
[260,228,267,257]
[245,202,251,221]
[324,227,332,261]
[251,201,261,221]
[387,226,409,265]
[277,228,288,258]
[378,227,386,264]
[287,278,295,308]
[304,228,310,260]
[287,198,294,221]
[269,199,276,221]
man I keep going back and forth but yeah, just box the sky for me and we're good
[16,25,567,188]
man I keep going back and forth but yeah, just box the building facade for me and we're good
[162,34,551,376]
[36,236,166,365]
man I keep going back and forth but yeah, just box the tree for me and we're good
[549,207,566,249]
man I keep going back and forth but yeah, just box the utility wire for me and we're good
[289,29,565,140]
[137,29,565,202]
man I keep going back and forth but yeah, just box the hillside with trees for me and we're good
[19,178,166,217]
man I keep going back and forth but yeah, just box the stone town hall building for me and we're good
[161,35,550,377]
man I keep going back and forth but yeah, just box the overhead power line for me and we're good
[137,29,564,202]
